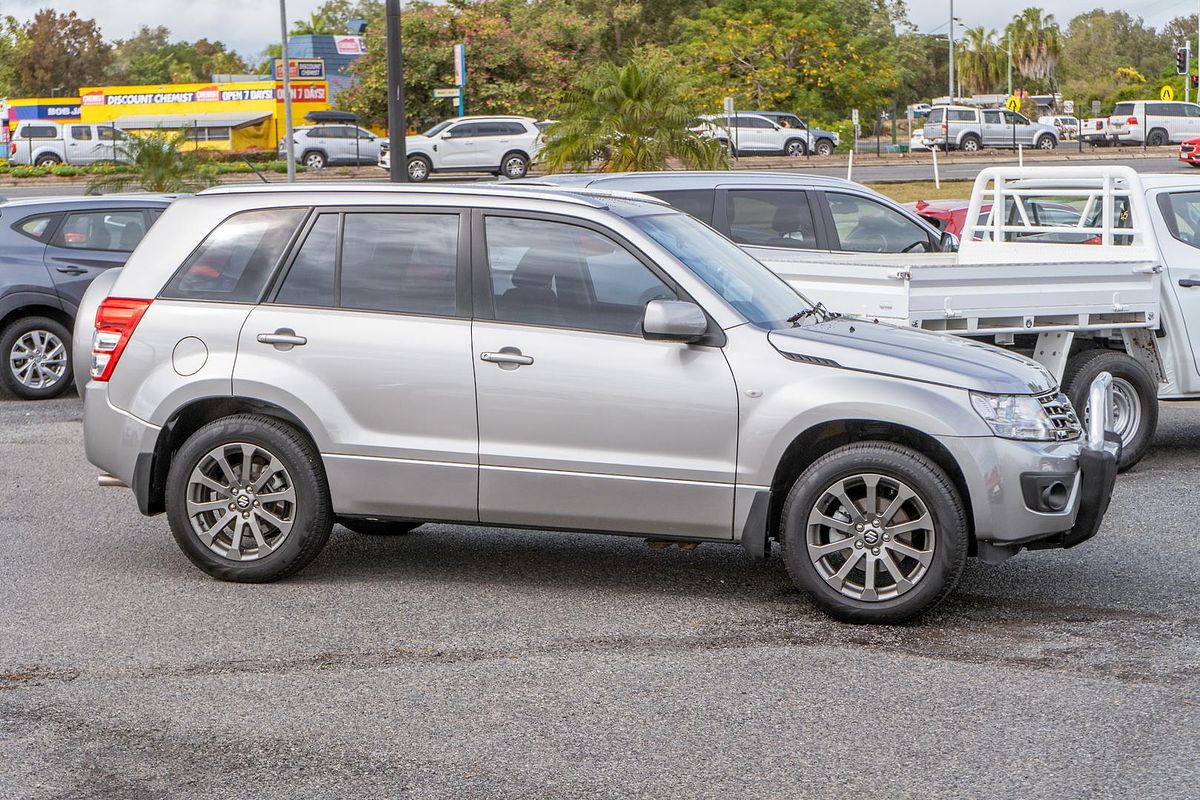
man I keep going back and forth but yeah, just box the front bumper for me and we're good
[1181,148,1200,163]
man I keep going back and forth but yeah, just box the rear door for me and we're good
[713,186,824,253]
[42,208,153,309]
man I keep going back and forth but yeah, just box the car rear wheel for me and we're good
[166,414,333,582]
[815,139,835,156]
[1,316,72,400]
[303,151,326,170]
[1146,129,1169,147]
[407,155,432,182]
[1062,349,1157,471]
[959,134,981,152]
[340,518,423,536]
[501,152,529,179]
[780,442,968,624]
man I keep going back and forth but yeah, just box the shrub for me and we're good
[50,166,79,177]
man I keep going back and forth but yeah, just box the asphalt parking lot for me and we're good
[1,394,1197,799]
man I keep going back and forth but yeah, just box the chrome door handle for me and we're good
[480,351,533,366]
[257,329,307,350]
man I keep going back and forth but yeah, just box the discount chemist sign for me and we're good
[80,83,327,107]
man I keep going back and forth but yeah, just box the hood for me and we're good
[767,318,1056,395]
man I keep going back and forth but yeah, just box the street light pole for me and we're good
[386,0,407,182]
[948,0,955,102]
[279,0,296,183]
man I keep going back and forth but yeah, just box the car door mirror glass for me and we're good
[643,300,708,342]
[940,231,960,252]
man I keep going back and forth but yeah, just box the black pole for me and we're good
[386,0,407,182]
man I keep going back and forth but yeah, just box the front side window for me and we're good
[70,126,93,141]
[55,210,147,252]
[1158,191,1200,250]
[485,216,675,335]
[162,208,307,302]
[629,211,805,329]
[96,127,126,142]
[340,213,459,315]
[725,190,817,250]
[826,192,933,253]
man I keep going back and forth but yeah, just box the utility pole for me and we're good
[948,0,955,102]
[279,0,295,182]
[1006,32,1013,97]
[386,0,407,182]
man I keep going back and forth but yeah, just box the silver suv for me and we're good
[924,105,1059,152]
[77,184,1119,623]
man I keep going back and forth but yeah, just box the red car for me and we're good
[1180,138,1200,166]
[905,199,975,237]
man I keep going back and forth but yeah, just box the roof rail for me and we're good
[196,181,622,209]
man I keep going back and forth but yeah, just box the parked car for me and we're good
[279,124,382,169]
[909,131,930,151]
[908,103,932,117]
[696,113,812,157]
[1039,115,1080,138]
[1180,137,1200,166]
[378,116,542,181]
[8,121,130,166]
[923,105,1059,152]
[523,171,954,255]
[743,111,840,155]
[1107,101,1200,146]
[906,197,1087,239]
[1078,117,1112,144]
[76,182,1117,623]
[0,195,172,399]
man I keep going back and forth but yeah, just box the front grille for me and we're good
[1038,391,1082,440]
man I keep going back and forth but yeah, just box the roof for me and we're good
[1137,173,1200,190]
[111,112,271,129]
[521,170,866,192]
[0,193,176,214]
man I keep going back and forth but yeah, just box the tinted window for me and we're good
[737,116,773,129]
[1186,106,1200,119]
[69,126,93,141]
[646,190,715,224]
[162,208,307,302]
[726,190,818,250]
[19,125,58,139]
[485,216,675,335]
[826,192,933,253]
[948,109,975,122]
[927,108,944,124]
[1157,192,1200,250]
[982,110,1003,124]
[275,214,338,307]
[340,213,458,315]
[307,127,331,138]
[1113,103,1136,117]
[1146,103,1169,116]
[498,122,527,135]
[97,127,126,142]
[448,123,486,138]
[55,210,147,252]
[15,215,57,240]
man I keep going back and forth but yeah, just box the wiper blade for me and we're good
[788,302,837,325]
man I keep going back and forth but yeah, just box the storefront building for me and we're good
[2,98,82,143]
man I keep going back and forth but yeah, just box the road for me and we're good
[0,393,1196,799]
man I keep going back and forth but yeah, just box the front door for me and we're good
[471,213,740,539]
[437,122,486,168]
[233,208,479,522]
[1151,190,1200,383]
[65,125,103,164]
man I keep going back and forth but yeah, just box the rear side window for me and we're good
[70,126,93,141]
[54,210,147,252]
[726,190,818,250]
[948,109,975,122]
[927,108,944,124]
[340,213,459,315]
[161,208,306,302]
[1113,103,1135,117]
[19,125,58,139]
[14,215,58,240]
[646,190,715,224]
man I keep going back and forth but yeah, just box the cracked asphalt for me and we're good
[1,395,1197,799]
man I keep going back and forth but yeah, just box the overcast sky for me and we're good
[0,0,1195,58]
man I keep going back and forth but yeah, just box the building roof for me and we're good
[109,112,272,130]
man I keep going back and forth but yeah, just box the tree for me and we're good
[955,27,1001,95]
[0,16,30,96]
[540,56,726,172]
[1057,10,1169,110]
[85,132,219,194]
[18,10,111,95]
[105,27,249,85]
[1005,7,1060,87]
[292,12,338,36]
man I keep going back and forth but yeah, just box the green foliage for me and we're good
[49,165,79,177]
[85,132,220,194]
[104,25,248,85]
[1005,7,1061,86]
[956,27,1002,95]
[540,55,727,173]
[18,9,110,95]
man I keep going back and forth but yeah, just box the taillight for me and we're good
[1128,117,1139,125]
[92,297,152,381]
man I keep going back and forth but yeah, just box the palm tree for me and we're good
[541,58,727,173]
[290,12,334,36]
[85,130,220,194]
[1005,7,1060,85]
[955,27,1002,95]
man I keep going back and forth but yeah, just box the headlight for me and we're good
[969,392,1056,441]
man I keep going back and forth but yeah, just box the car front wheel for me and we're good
[785,138,807,156]
[166,414,333,582]
[303,151,326,170]
[501,152,529,179]
[1062,349,1157,471]
[0,316,72,400]
[1036,135,1057,150]
[780,442,968,624]
[407,155,431,182]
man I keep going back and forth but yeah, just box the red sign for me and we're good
[80,91,106,106]
[275,83,328,103]
[195,86,220,103]
[334,36,366,55]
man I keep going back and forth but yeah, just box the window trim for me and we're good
[471,208,724,345]
[266,205,472,320]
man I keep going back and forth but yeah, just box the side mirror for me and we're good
[441,130,455,139]
[940,231,960,252]
[643,300,708,342]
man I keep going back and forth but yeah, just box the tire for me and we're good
[165,414,334,582]
[34,153,62,167]
[500,152,529,180]
[340,518,423,536]
[1146,129,1169,147]
[785,138,807,157]
[1061,349,1158,471]
[815,139,835,156]
[303,151,326,170]
[1036,135,1057,150]
[407,155,431,182]
[0,316,72,400]
[959,134,981,153]
[779,442,968,624]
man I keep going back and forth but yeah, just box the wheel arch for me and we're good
[766,419,975,550]
[0,301,73,335]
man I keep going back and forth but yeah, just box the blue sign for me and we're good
[9,103,81,121]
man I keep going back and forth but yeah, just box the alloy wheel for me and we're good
[185,442,297,562]
[9,330,67,390]
[806,473,935,602]
[409,159,429,180]
[504,156,527,178]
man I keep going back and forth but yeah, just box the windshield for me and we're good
[421,120,454,137]
[629,212,812,329]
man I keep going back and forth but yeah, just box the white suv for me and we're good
[1108,101,1200,146]
[379,116,543,181]
[697,113,810,157]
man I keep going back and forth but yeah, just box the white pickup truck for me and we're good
[753,166,1177,470]
[7,121,129,167]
